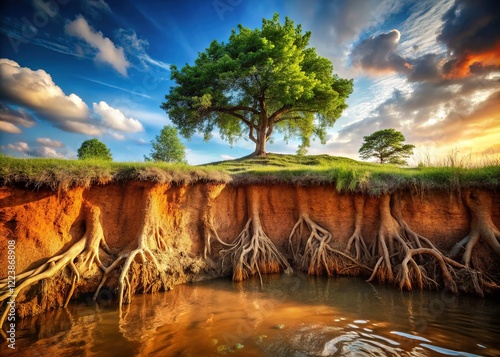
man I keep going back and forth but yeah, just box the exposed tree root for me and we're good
[201,183,232,259]
[289,213,370,276]
[450,189,500,267]
[0,183,185,330]
[2,184,499,331]
[346,195,371,264]
[0,202,112,327]
[367,193,488,295]
[220,186,292,282]
[93,184,171,307]
[288,188,371,276]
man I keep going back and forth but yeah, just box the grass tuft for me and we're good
[0,156,231,191]
[1,153,499,194]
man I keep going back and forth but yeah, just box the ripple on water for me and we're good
[354,320,369,324]
[420,343,483,357]
[390,331,431,343]
[261,324,411,357]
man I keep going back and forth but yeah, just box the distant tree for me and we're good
[162,13,353,156]
[77,138,112,161]
[359,129,415,165]
[144,125,187,163]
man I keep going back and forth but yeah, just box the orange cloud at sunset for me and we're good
[444,44,500,79]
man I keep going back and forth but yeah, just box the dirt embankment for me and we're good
[1,182,499,321]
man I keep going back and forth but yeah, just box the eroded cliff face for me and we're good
[1,182,499,321]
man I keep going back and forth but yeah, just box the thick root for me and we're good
[224,220,291,282]
[450,189,500,267]
[366,194,399,283]
[201,184,232,259]
[0,203,111,328]
[289,214,333,275]
[346,195,371,264]
[93,185,170,307]
[220,186,292,283]
[289,214,370,276]
[288,188,370,277]
[367,193,488,295]
[221,217,292,282]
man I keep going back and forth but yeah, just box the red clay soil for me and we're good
[0,182,499,322]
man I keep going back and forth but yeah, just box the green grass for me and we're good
[203,154,365,173]
[203,153,500,194]
[0,156,230,191]
[1,153,499,194]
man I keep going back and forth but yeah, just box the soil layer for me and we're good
[1,182,499,323]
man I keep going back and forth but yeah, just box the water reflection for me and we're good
[1,274,499,356]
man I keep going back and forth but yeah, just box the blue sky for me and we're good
[0,0,499,164]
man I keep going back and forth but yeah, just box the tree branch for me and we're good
[268,104,292,123]
[215,105,260,115]
[275,115,306,123]
[214,108,255,129]
[274,108,319,123]
[249,126,257,143]
[266,123,274,138]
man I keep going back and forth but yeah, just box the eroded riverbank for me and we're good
[0,181,499,325]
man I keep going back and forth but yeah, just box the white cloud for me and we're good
[1,139,68,158]
[141,53,171,71]
[65,16,129,76]
[0,104,36,131]
[116,107,167,127]
[83,0,111,17]
[0,103,36,134]
[93,101,144,133]
[109,132,125,140]
[134,138,148,145]
[28,146,66,158]
[220,154,235,160]
[4,142,29,153]
[115,29,170,71]
[286,0,404,78]
[184,148,225,165]
[36,137,64,147]
[0,59,146,138]
[398,0,454,57]
[60,120,103,136]
[0,58,101,135]
[79,77,152,99]
[0,121,21,133]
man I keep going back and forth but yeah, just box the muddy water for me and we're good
[2,274,500,356]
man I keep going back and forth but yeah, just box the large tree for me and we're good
[77,138,112,161]
[358,129,415,165]
[144,125,187,163]
[162,14,353,156]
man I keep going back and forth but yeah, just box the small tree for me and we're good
[162,13,353,156]
[77,138,112,161]
[144,125,187,163]
[359,129,415,164]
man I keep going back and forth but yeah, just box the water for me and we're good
[2,274,499,356]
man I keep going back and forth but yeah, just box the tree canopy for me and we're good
[77,138,112,161]
[144,125,187,163]
[162,13,353,156]
[358,129,415,165]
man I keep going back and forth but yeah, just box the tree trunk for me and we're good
[252,136,267,156]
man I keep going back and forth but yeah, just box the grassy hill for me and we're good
[1,153,499,194]
[204,153,500,193]
[203,154,368,172]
